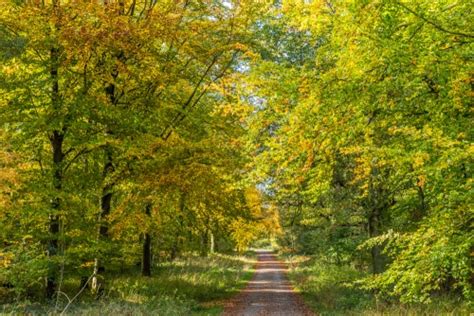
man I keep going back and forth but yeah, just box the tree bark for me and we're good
[92,142,114,292]
[142,203,152,277]
[46,44,64,299]
[209,230,215,254]
[47,133,63,298]
[170,243,178,262]
[367,166,386,275]
[99,148,114,239]
[413,185,426,221]
[92,60,118,291]
[200,229,209,257]
[171,195,186,261]
[368,206,383,274]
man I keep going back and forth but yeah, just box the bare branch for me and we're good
[59,273,94,316]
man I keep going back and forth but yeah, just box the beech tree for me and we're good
[0,0,471,309]
[244,0,472,303]
[0,0,272,298]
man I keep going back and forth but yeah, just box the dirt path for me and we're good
[223,250,314,316]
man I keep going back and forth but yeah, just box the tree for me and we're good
[244,0,473,302]
[0,0,271,298]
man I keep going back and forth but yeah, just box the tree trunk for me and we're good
[99,48,118,240]
[92,58,117,289]
[171,195,185,261]
[142,233,152,276]
[99,148,114,239]
[367,166,386,275]
[413,185,426,221]
[170,243,178,262]
[368,207,383,274]
[92,56,119,291]
[46,44,63,299]
[209,231,215,254]
[47,132,63,298]
[142,203,152,277]
[92,147,114,293]
[200,229,208,257]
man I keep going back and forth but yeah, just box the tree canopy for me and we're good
[0,0,472,309]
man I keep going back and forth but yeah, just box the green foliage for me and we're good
[244,0,473,306]
[286,255,471,315]
[0,0,471,311]
[1,253,255,315]
[360,221,473,304]
[0,0,270,301]
[0,238,49,298]
[286,255,373,314]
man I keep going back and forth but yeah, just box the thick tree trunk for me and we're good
[46,44,63,299]
[368,207,383,274]
[367,166,388,275]
[92,147,114,292]
[92,63,117,291]
[142,233,151,276]
[142,203,152,277]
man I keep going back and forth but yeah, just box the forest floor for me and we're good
[0,253,255,315]
[2,251,469,315]
[285,255,472,316]
[223,250,313,316]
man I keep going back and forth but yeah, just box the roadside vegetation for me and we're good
[1,253,255,315]
[251,0,472,313]
[285,255,471,315]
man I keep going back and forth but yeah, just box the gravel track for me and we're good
[222,250,314,316]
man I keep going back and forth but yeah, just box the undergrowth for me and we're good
[0,252,255,316]
[285,255,471,316]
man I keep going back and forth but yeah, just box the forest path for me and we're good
[222,250,314,316]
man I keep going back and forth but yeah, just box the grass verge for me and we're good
[1,252,256,316]
[284,255,471,316]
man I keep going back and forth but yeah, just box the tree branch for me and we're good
[397,2,474,38]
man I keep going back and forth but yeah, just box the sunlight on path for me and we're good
[223,250,314,316]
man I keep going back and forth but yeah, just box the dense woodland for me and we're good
[0,0,472,314]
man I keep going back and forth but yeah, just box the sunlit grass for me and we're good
[108,253,256,305]
[284,255,471,316]
[1,252,256,316]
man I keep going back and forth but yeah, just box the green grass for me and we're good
[1,252,256,316]
[284,255,471,316]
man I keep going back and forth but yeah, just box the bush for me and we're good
[0,238,49,299]
[285,255,472,315]
[286,255,372,314]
